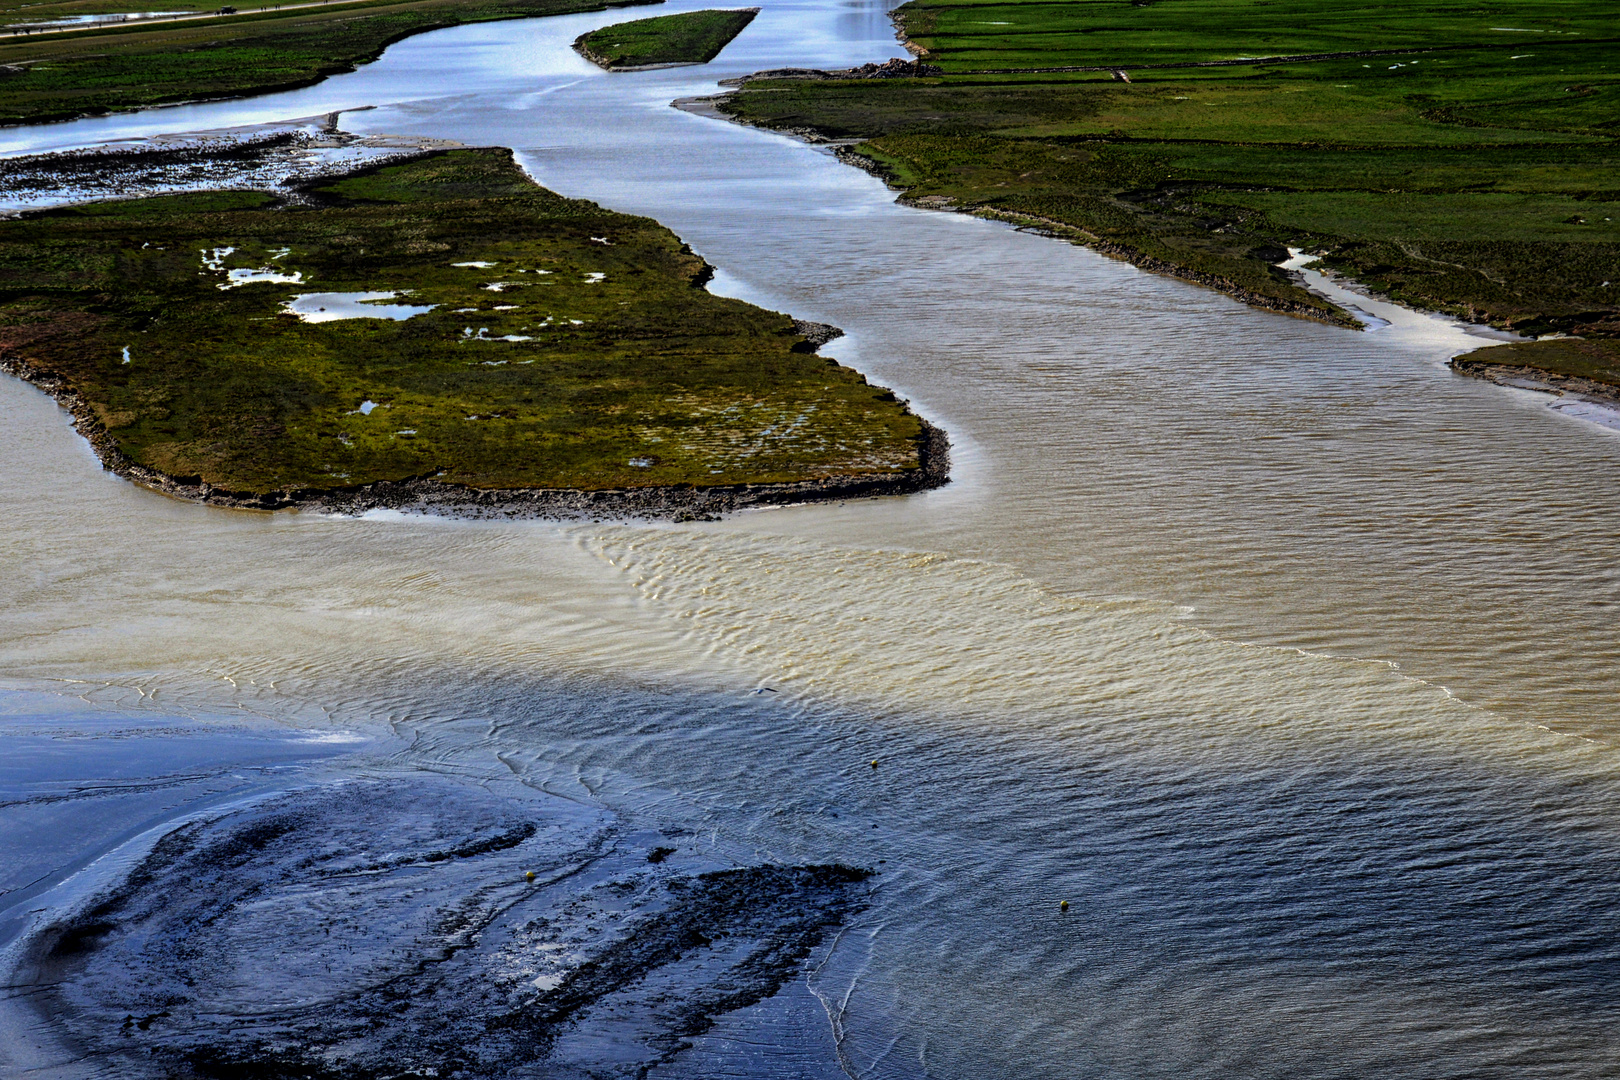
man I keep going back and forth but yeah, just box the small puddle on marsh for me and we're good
[462,326,532,342]
[225,268,304,288]
[283,291,438,322]
[202,247,306,289]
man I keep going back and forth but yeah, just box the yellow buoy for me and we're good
[1059,900,1069,912]
[871,759,879,769]
[524,871,536,881]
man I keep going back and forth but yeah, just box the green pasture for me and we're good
[897,0,1614,72]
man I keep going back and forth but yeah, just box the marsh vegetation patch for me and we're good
[0,149,930,499]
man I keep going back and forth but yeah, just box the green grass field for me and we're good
[573,7,755,68]
[723,0,1619,346]
[0,0,657,125]
[899,0,1613,72]
[0,150,926,495]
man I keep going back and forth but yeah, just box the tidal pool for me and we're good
[283,290,438,322]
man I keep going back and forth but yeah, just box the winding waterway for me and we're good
[4,0,1620,1075]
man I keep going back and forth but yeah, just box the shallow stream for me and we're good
[3,1,1620,1075]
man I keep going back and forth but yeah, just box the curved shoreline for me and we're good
[964,203,1354,328]
[0,0,664,130]
[1448,357,1620,409]
[678,93,1357,329]
[1,353,950,520]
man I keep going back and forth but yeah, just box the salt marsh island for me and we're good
[574,7,758,69]
[0,148,945,516]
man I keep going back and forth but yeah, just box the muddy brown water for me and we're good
[3,1,1620,1076]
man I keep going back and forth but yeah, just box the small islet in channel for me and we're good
[0,1,1617,1078]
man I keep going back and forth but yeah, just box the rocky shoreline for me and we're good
[1,352,950,522]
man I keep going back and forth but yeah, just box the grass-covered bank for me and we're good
[0,0,658,126]
[574,7,756,69]
[720,0,1619,342]
[0,149,940,513]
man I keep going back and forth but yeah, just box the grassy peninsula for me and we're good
[0,149,938,511]
[0,0,660,126]
[721,0,1620,349]
[573,7,756,69]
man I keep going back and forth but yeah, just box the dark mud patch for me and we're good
[0,121,452,213]
[0,130,305,206]
[15,775,871,1078]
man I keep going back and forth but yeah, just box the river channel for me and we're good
[3,0,1620,1075]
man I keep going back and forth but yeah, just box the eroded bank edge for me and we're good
[0,352,951,520]
[1447,356,1620,409]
